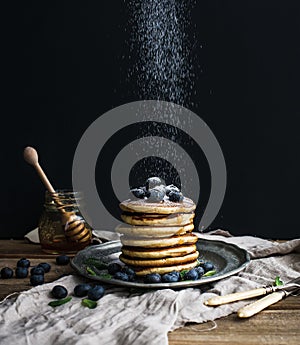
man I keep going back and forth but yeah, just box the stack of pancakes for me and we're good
[118,196,199,276]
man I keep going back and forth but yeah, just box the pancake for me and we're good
[120,196,196,214]
[133,260,199,276]
[121,244,197,259]
[119,251,199,267]
[116,223,194,238]
[121,212,195,226]
[120,233,198,248]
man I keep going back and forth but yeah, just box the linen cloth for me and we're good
[1,231,299,345]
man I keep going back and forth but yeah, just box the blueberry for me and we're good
[202,262,215,272]
[30,266,45,276]
[1,267,13,279]
[56,255,70,265]
[165,184,180,196]
[114,271,129,282]
[17,258,30,268]
[131,188,146,199]
[30,274,44,286]
[142,186,151,198]
[168,191,183,202]
[195,266,205,277]
[74,283,92,297]
[183,269,199,281]
[121,267,136,281]
[87,285,105,301]
[146,177,162,190]
[51,285,68,299]
[162,272,180,283]
[107,263,122,275]
[144,273,162,284]
[37,262,51,273]
[15,267,28,278]
[147,188,165,203]
[169,271,180,279]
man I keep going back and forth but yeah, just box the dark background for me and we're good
[1,1,300,239]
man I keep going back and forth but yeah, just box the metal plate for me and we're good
[71,238,250,288]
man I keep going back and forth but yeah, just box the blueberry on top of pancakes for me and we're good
[165,184,180,196]
[145,177,162,190]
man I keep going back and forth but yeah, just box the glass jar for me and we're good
[38,190,92,254]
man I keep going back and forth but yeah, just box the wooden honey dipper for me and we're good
[24,146,91,244]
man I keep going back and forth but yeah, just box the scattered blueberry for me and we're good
[30,274,44,286]
[107,263,122,275]
[183,269,199,281]
[168,190,183,202]
[162,272,180,283]
[17,258,30,268]
[56,255,70,265]
[131,188,146,199]
[121,267,136,281]
[202,262,215,272]
[114,271,129,282]
[165,184,180,196]
[195,266,205,277]
[1,267,14,279]
[15,267,28,278]
[144,273,162,284]
[147,187,165,202]
[37,262,51,273]
[30,266,45,276]
[146,177,162,190]
[74,283,92,297]
[87,285,105,301]
[51,285,68,299]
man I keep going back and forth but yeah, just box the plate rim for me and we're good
[71,238,251,288]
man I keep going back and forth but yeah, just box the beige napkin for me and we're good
[1,232,300,345]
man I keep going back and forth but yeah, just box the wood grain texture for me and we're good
[0,240,299,345]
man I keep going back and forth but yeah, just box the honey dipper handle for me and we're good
[34,161,56,194]
[24,146,56,194]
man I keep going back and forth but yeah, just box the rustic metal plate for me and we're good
[71,238,250,288]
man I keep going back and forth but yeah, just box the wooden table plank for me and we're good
[0,240,299,345]
[0,239,63,258]
[0,240,76,299]
[168,311,300,345]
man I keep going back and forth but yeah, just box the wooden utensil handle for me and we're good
[34,162,56,194]
[237,291,285,318]
[204,288,268,306]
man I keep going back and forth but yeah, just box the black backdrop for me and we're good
[1,1,300,239]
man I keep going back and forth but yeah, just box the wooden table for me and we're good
[0,240,299,345]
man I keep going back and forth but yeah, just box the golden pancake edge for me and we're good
[121,243,197,259]
[119,196,196,214]
[120,233,198,248]
[116,223,194,237]
[121,212,195,226]
[133,260,199,276]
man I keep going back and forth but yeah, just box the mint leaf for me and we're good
[203,270,216,277]
[82,299,97,309]
[48,296,72,307]
[274,276,284,286]
[98,273,112,279]
[86,266,97,276]
[84,258,108,270]
[179,270,188,279]
[196,259,204,267]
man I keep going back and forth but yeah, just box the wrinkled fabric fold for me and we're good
[1,233,299,345]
